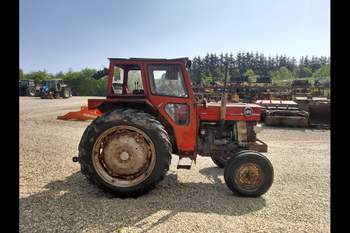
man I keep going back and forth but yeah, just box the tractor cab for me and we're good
[40,79,71,99]
[19,79,36,96]
[20,79,35,88]
[106,59,190,98]
[42,79,65,91]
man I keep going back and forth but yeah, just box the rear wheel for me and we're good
[26,87,36,97]
[62,88,70,98]
[54,92,60,99]
[224,151,273,197]
[78,109,172,197]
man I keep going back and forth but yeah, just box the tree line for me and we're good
[20,51,330,96]
[190,52,330,84]
[20,68,108,96]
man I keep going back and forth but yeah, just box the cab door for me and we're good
[144,62,198,156]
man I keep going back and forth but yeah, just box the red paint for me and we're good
[198,103,262,121]
[89,58,263,156]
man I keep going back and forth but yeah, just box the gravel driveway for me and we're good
[19,97,330,233]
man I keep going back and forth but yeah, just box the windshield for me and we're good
[148,64,188,98]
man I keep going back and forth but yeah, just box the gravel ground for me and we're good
[19,97,330,233]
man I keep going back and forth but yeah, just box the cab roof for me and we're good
[108,57,189,62]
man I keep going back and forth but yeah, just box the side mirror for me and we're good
[93,68,109,80]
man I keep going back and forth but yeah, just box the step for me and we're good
[177,157,193,170]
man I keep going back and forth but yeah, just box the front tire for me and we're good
[78,109,172,197]
[211,154,228,168]
[224,151,273,197]
[211,150,259,168]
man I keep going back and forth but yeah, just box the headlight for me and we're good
[244,107,253,116]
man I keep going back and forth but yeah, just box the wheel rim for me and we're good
[92,125,156,188]
[234,162,264,191]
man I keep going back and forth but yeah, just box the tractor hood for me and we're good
[198,102,262,121]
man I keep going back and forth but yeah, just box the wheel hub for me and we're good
[234,163,263,191]
[120,152,130,161]
[102,131,151,177]
[92,126,156,187]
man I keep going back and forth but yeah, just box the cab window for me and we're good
[112,65,144,95]
[148,64,188,98]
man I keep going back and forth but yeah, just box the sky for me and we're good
[20,0,330,74]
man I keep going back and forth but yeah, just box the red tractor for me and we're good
[74,58,274,197]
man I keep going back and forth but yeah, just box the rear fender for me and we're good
[95,101,179,154]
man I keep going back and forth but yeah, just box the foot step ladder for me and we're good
[177,157,193,169]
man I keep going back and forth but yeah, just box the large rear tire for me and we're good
[62,88,70,98]
[78,108,172,197]
[224,151,273,197]
[26,87,36,97]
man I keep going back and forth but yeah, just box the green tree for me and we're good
[95,76,108,96]
[297,65,313,78]
[53,71,66,80]
[230,68,241,81]
[189,52,330,85]
[244,69,257,82]
[62,68,97,96]
[19,68,25,80]
[202,76,213,85]
[270,66,296,81]
[312,64,330,81]
[25,70,51,83]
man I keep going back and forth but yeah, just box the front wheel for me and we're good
[224,151,273,197]
[211,154,227,168]
[211,150,260,168]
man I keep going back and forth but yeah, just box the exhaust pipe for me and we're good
[220,63,229,122]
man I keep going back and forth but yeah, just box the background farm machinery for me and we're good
[58,78,330,129]
[19,79,40,97]
[39,79,72,99]
[192,80,330,128]
[19,79,73,99]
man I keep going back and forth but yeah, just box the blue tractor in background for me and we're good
[19,79,37,96]
[39,79,72,99]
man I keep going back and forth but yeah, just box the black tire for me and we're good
[26,87,36,97]
[235,150,261,157]
[211,150,258,168]
[62,88,70,98]
[224,151,273,197]
[54,92,60,99]
[211,155,226,168]
[78,108,172,197]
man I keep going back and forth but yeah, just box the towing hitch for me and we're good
[72,156,79,163]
